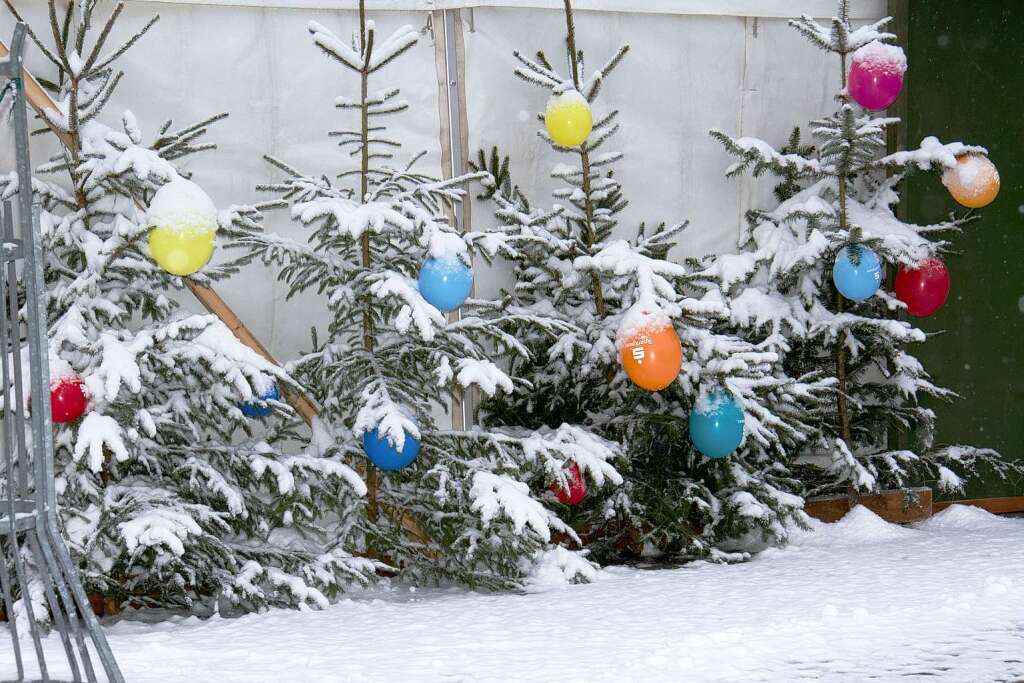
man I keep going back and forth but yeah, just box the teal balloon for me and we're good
[689,390,745,459]
[832,245,883,302]
[240,384,280,418]
[363,428,420,471]
[419,256,473,312]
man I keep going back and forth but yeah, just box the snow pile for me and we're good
[920,503,1014,532]
[524,546,601,592]
[792,504,915,547]
[3,511,1024,681]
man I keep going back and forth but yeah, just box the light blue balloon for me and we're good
[689,390,745,459]
[363,428,421,471]
[832,245,883,302]
[240,384,280,418]
[419,256,473,312]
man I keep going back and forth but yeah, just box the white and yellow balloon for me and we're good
[147,178,218,276]
[545,88,592,148]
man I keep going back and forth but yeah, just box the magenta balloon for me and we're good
[849,59,904,110]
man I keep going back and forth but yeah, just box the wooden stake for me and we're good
[0,38,318,427]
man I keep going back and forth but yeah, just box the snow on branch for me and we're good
[470,472,564,543]
[308,21,364,72]
[74,412,129,472]
[293,197,414,237]
[454,359,514,397]
[788,13,895,54]
[576,239,689,312]
[872,136,988,172]
[353,385,418,452]
[368,270,448,341]
[512,51,564,90]
[368,25,419,73]
[519,424,623,489]
[711,130,822,179]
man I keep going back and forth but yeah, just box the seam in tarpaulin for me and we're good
[123,0,885,20]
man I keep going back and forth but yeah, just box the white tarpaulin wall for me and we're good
[5,0,885,362]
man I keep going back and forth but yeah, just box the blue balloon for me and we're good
[240,384,280,418]
[418,256,473,312]
[689,390,745,459]
[362,428,421,471]
[832,245,883,302]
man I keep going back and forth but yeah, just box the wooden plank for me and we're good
[805,487,933,524]
[933,496,1024,515]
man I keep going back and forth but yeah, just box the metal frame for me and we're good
[0,24,123,683]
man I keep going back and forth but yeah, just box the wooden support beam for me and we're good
[0,39,318,426]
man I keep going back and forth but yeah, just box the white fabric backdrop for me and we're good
[4,1,885,361]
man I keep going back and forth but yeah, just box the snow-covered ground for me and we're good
[3,504,1024,682]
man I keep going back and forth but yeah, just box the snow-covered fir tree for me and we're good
[236,1,621,589]
[472,0,831,559]
[0,0,374,613]
[707,0,1017,497]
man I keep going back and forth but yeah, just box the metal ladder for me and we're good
[0,24,124,683]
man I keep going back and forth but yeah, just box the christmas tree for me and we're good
[708,0,1017,497]
[0,0,373,613]
[237,1,622,589]
[472,0,831,560]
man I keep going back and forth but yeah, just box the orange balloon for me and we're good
[943,154,1000,209]
[619,324,683,391]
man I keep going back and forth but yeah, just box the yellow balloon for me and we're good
[148,225,215,276]
[545,89,592,148]
[146,178,218,276]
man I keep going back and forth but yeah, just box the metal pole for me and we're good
[3,23,125,683]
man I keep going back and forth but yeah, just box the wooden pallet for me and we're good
[804,487,933,524]
[806,489,1024,523]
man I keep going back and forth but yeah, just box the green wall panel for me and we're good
[903,2,1023,497]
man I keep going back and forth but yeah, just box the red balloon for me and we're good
[51,376,88,423]
[895,258,950,317]
[550,462,586,505]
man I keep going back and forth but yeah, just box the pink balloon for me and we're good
[848,41,906,110]
[849,60,904,110]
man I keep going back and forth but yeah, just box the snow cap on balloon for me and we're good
[689,389,744,459]
[848,40,906,110]
[617,303,682,392]
[550,461,587,505]
[895,257,950,317]
[942,154,1000,209]
[147,177,218,276]
[833,244,883,302]
[545,87,592,148]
